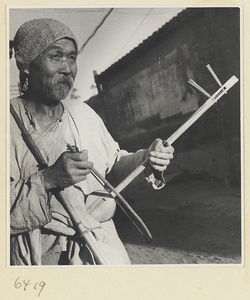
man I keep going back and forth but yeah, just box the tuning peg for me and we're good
[206,64,223,87]
[188,79,211,98]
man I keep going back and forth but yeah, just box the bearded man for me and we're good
[10,18,174,265]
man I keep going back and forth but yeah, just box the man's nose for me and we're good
[59,58,72,75]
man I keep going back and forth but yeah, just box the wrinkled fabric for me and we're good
[10,96,165,265]
[12,18,78,72]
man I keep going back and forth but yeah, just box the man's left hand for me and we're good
[147,138,174,173]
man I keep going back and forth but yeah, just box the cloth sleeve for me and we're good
[80,103,166,190]
[10,168,52,236]
[64,100,166,192]
[107,149,166,190]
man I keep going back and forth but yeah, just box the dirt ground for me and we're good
[113,174,242,265]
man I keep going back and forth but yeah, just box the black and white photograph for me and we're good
[8,6,242,268]
[2,1,250,299]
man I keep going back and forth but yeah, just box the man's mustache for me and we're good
[54,76,74,87]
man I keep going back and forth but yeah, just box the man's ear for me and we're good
[20,68,30,93]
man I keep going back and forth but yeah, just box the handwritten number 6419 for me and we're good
[14,277,46,297]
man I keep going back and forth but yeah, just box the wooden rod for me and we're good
[54,191,107,264]
[10,104,47,170]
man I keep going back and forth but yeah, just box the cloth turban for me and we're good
[10,18,78,72]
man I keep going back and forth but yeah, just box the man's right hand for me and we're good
[43,150,93,191]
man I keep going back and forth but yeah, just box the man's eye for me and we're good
[51,54,61,61]
[68,55,76,62]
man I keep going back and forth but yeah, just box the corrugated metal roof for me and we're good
[98,8,204,80]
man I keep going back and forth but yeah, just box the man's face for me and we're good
[28,38,77,104]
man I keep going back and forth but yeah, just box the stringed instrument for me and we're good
[84,65,239,225]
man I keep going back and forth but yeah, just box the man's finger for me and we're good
[149,157,171,166]
[68,150,88,161]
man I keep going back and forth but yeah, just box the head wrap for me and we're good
[10,18,78,72]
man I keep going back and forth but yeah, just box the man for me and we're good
[10,18,174,265]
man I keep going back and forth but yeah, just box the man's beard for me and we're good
[39,76,74,106]
[30,75,74,106]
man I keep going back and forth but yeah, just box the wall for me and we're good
[94,8,240,178]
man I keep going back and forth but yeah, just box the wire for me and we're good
[78,8,113,54]
[114,8,153,61]
[113,8,184,16]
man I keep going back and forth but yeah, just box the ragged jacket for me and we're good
[10,96,165,265]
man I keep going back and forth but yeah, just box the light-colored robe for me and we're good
[10,96,164,265]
